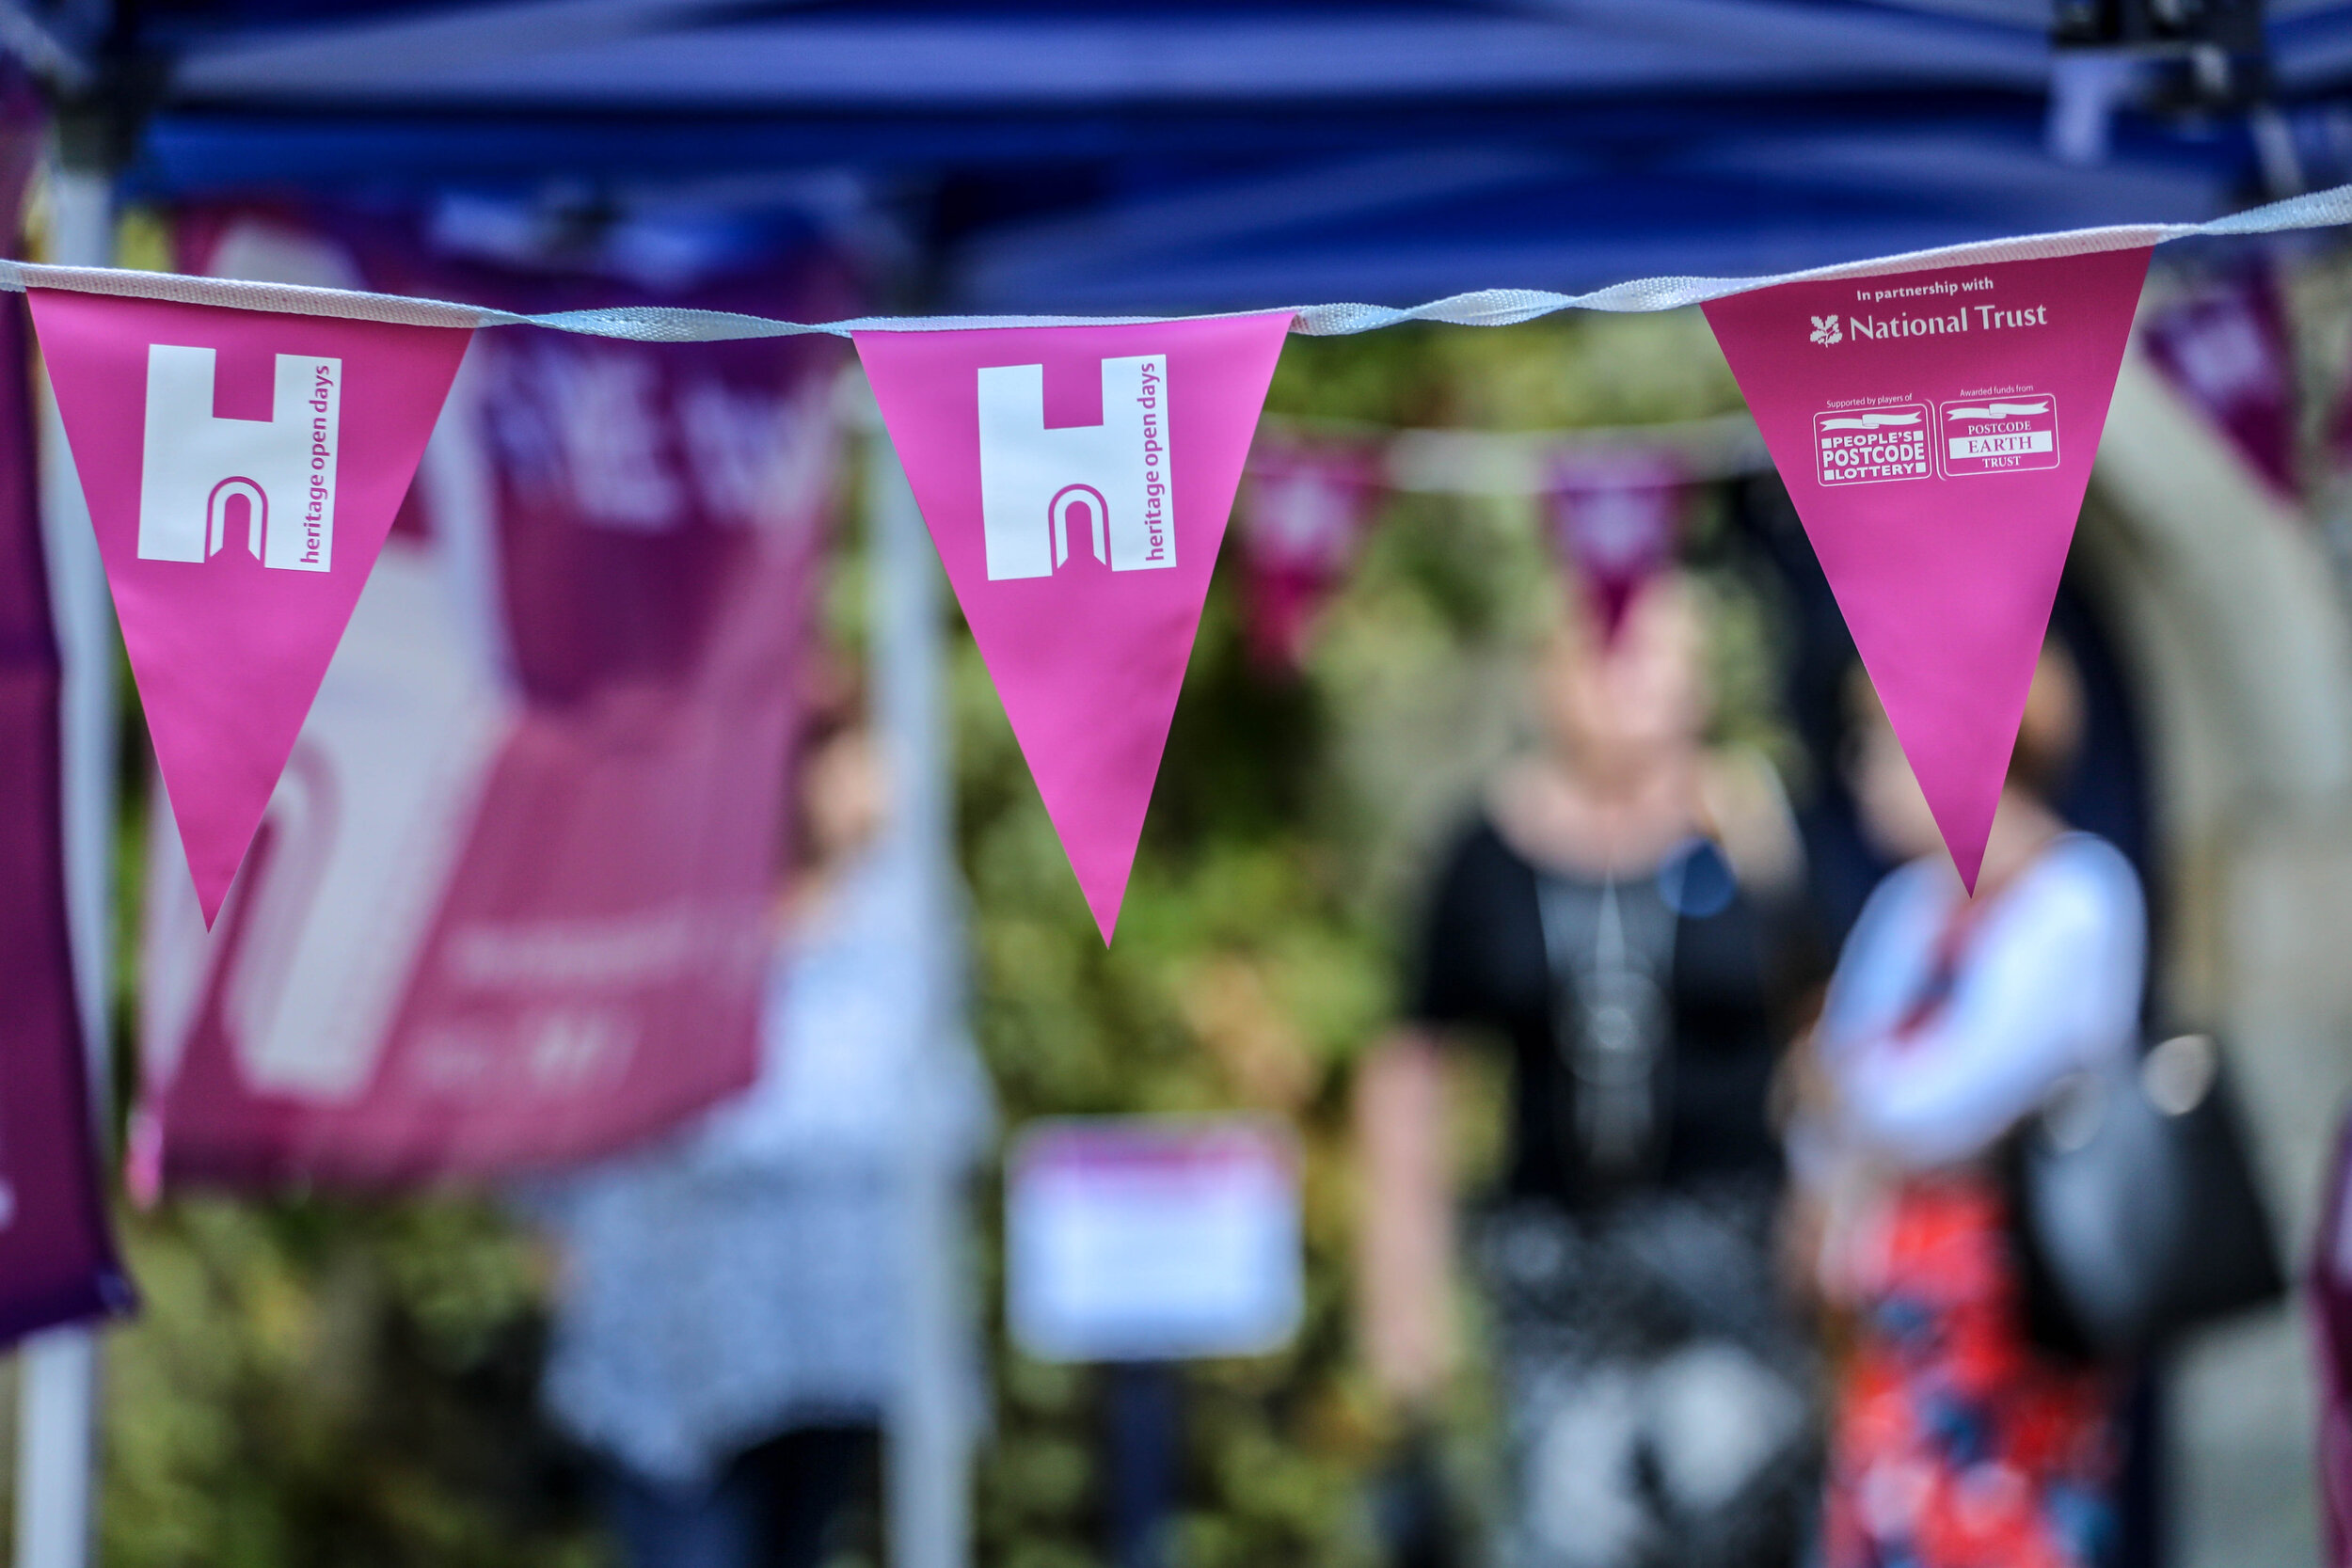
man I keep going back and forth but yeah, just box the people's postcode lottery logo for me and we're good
[1813,404,1930,486]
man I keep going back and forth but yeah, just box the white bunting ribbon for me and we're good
[7,182,2352,340]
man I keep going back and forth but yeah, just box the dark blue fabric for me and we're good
[103,1,2352,309]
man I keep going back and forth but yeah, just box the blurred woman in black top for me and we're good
[1358,575,1818,1568]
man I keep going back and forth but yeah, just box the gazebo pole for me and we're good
[16,146,115,1568]
[867,405,975,1568]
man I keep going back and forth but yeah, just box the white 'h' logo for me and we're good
[137,344,341,572]
[977,355,1171,581]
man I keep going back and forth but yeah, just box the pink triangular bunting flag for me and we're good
[1703,247,2149,889]
[1238,434,1381,673]
[30,290,471,924]
[2142,262,2296,499]
[1543,448,1686,645]
[856,313,1294,941]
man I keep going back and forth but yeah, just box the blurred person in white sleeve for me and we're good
[1786,641,2142,1568]
[533,673,993,1568]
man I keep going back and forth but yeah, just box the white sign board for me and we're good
[1007,1117,1302,1363]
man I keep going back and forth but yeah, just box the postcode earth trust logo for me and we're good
[1809,314,1842,346]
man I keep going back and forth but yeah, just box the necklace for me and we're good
[1535,865,1678,1180]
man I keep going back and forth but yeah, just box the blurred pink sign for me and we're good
[1705,247,2149,889]
[135,213,850,1187]
[1007,1117,1301,1363]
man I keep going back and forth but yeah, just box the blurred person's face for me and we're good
[1851,711,1943,863]
[802,725,885,870]
[1534,582,1707,781]
[2013,645,2084,800]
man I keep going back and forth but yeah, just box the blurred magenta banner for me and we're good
[135,209,857,1188]
[0,71,132,1338]
[2316,1110,2352,1568]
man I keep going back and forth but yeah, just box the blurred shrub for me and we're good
[99,1196,595,1568]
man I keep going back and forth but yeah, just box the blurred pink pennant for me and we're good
[2141,262,2297,499]
[1705,247,2149,890]
[1236,435,1382,673]
[856,312,1294,942]
[1543,448,1686,642]
[29,289,469,925]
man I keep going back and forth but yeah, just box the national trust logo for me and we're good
[1809,314,1842,347]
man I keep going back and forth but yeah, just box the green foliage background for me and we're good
[20,312,1754,1567]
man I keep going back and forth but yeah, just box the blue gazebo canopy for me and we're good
[49,0,2352,308]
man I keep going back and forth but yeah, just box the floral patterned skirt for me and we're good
[1475,1181,1819,1568]
[1822,1174,2119,1568]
